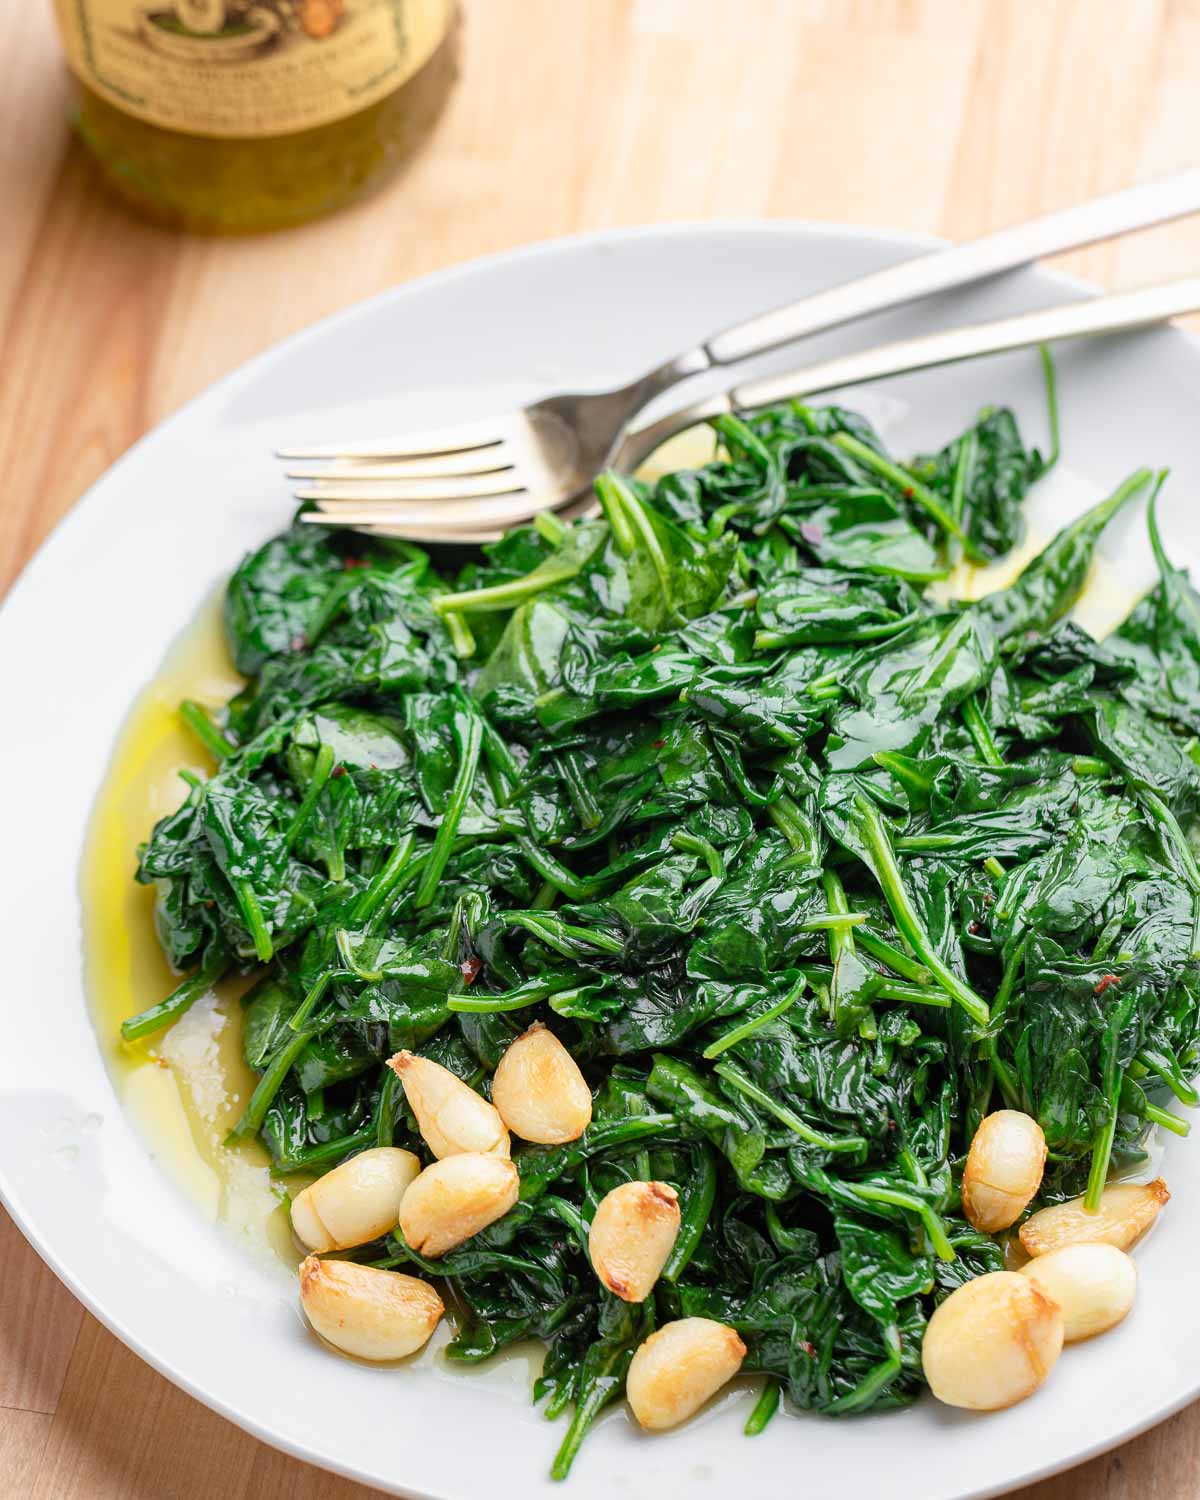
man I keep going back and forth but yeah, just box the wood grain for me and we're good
[2,1,1198,1495]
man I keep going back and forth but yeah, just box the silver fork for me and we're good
[279,172,1200,540]
[302,276,1200,546]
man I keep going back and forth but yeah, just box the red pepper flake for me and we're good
[968,920,982,935]
[799,1341,816,1358]
[342,556,368,570]
[290,634,308,652]
[903,486,915,499]
[460,956,483,985]
[652,739,666,749]
[330,764,347,779]
[1094,974,1121,996]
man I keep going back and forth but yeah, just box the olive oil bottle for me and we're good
[52,0,457,233]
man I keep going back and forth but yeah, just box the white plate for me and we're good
[2,223,1199,1500]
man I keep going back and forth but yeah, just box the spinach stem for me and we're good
[120,952,229,1042]
[607,473,678,616]
[873,750,936,802]
[228,1013,336,1142]
[480,717,522,803]
[832,432,969,548]
[852,796,990,1028]
[447,978,577,1013]
[897,1146,929,1190]
[713,412,773,467]
[1084,1109,1120,1212]
[821,866,859,1031]
[559,748,602,830]
[541,1195,592,1249]
[352,832,417,925]
[714,1060,866,1154]
[285,743,336,849]
[288,972,333,1032]
[745,1379,781,1436]
[504,912,624,958]
[984,934,1029,1105]
[872,979,951,1009]
[856,927,930,984]
[414,710,484,909]
[594,472,638,556]
[824,1325,903,1413]
[662,1146,718,1281]
[1085,986,1140,1210]
[848,1184,955,1262]
[531,878,559,911]
[996,936,1032,1020]
[801,911,867,931]
[534,509,568,545]
[1137,1048,1200,1108]
[1039,345,1061,470]
[235,880,273,962]
[432,555,584,615]
[515,838,605,901]
[549,1339,635,1482]
[543,1381,575,1422]
[672,830,725,880]
[961,692,1003,767]
[179,699,235,760]
[443,609,476,659]
[1143,1100,1189,1138]
[766,794,821,862]
[702,978,804,1060]
[271,1125,375,1174]
[375,1065,398,1148]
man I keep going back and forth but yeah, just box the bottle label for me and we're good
[54,0,451,139]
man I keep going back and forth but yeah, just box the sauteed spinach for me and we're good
[126,376,1200,1475]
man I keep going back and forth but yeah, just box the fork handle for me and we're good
[728,276,1200,408]
[687,171,1200,369]
[625,276,1200,462]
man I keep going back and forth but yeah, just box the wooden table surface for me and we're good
[5,1,1200,1495]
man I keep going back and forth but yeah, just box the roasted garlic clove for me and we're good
[299,1256,443,1360]
[588,1180,680,1302]
[961,1109,1047,1233]
[290,1146,420,1253]
[1019,1178,1169,1257]
[1019,1242,1136,1342]
[922,1271,1064,1411]
[388,1050,510,1159]
[399,1152,520,1258]
[491,1023,592,1144]
[626,1317,746,1431]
